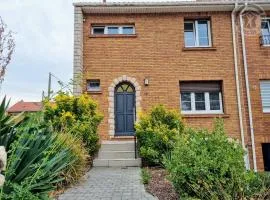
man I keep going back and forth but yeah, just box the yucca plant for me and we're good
[0,97,24,150]
[0,114,79,199]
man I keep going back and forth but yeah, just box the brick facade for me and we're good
[74,2,270,171]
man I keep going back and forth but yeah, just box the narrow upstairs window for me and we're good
[184,19,211,47]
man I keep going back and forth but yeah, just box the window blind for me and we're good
[260,81,270,112]
[180,81,221,92]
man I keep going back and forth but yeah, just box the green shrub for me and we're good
[244,172,270,199]
[135,105,184,165]
[141,168,151,185]
[56,132,89,185]
[43,93,103,155]
[164,119,247,200]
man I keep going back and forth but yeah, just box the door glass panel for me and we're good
[117,87,124,92]
[122,84,129,91]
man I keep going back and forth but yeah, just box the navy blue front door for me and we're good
[115,82,135,136]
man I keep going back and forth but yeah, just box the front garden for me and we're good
[0,93,102,199]
[137,105,270,200]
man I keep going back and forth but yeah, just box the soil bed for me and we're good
[145,167,179,200]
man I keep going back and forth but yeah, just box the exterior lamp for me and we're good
[144,78,149,86]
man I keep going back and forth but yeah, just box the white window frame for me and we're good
[87,80,101,92]
[261,18,270,46]
[184,20,212,48]
[91,25,135,35]
[180,92,223,114]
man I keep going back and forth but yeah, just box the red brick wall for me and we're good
[82,11,242,142]
[237,12,270,171]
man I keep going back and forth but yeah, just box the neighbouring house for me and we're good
[7,100,42,115]
[73,0,270,170]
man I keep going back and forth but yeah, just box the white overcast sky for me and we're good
[0,0,193,106]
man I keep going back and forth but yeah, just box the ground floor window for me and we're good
[262,143,270,171]
[180,81,223,114]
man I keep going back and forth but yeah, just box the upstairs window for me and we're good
[261,18,270,46]
[184,19,212,47]
[180,81,223,114]
[87,79,101,92]
[260,80,270,112]
[91,25,135,35]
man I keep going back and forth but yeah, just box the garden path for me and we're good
[57,167,157,200]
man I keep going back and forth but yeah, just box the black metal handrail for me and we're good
[260,34,270,46]
[134,134,137,159]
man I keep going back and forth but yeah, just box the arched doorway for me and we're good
[115,82,135,136]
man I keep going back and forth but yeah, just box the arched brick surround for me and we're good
[108,75,141,137]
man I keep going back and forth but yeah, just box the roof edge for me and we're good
[73,1,270,7]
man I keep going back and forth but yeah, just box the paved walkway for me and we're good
[58,167,157,200]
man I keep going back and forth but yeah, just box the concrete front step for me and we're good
[93,158,141,167]
[100,141,135,151]
[98,150,136,159]
[93,141,140,167]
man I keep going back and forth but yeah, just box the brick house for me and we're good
[73,0,270,169]
[7,101,42,115]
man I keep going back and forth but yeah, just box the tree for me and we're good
[0,16,15,84]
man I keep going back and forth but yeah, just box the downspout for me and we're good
[231,3,250,169]
[240,3,257,172]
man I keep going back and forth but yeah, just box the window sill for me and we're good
[182,47,217,51]
[87,91,102,94]
[182,114,229,118]
[261,45,270,48]
[89,34,137,38]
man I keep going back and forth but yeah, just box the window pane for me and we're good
[181,92,191,101]
[209,92,219,101]
[184,23,194,31]
[198,20,209,46]
[123,27,134,34]
[184,22,195,47]
[181,93,191,111]
[195,93,204,101]
[93,27,104,34]
[182,102,192,111]
[210,92,221,110]
[87,80,100,91]
[210,101,220,110]
[185,32,195,46]
[261,21,270,35]
[195,93,205,110]
[108,27,119,34]
[195,102,205,110]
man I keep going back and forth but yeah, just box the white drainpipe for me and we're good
[231,3,250,170]
[239,3,257,172]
